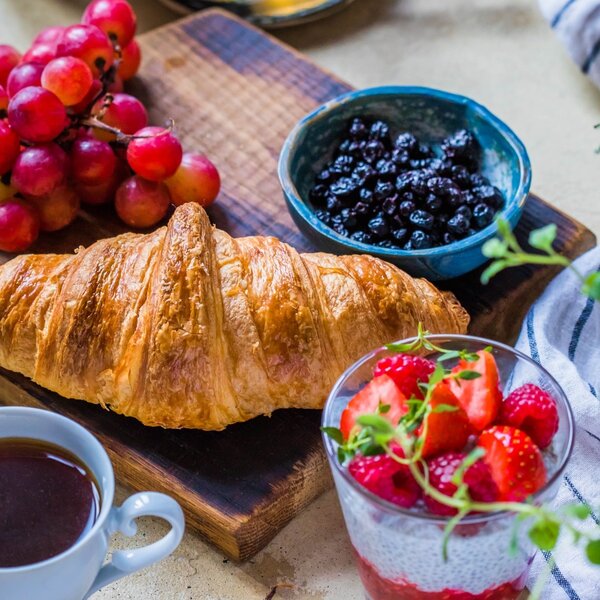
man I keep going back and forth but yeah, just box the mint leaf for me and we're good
[432,403,459,414]
[356,414,394,434]
[378,403,391,414]
[321,426,343,445]
[482,238,508,259]
[529,224,557,253]
[437,350,461,363]
[451,447,486,486]
[564,504,591,521]
[582,272,600,301]
[454,370,482,381]
[481,259,509,285]
[586,540,600,564]
[528,518,560,551]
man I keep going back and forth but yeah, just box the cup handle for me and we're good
[84,492,185,599]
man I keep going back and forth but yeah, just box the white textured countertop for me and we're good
[0,0,596,598]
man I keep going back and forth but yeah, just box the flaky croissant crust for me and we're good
[0,203,468,429]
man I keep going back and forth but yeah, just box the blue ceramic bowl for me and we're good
[278,86,531,280]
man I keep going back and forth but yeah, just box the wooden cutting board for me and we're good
[0,9,595,561]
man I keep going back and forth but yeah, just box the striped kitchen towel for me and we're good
[539,0,600,86]
[515,246,600,599]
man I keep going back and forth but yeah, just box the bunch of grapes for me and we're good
[0,0,220,252]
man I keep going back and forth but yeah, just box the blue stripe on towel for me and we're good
[586,429,600,444]
[588,383,598,398]
[564,475,600,524]
[526,306,540,362]
[583,38,600,73]
[543,551,582,600]
[552,0,578,28]
[568,297,595,360]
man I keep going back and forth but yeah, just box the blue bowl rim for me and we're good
[278,85,532,259]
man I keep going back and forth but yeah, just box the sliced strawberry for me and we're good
[419,381,472,458]
[340,375,407,440]
[500,384,559,449]
[449,350,502,432]
[374,353,436,399]
[478,425,546,501]
[424,451,499,516]
[348,446,421,508]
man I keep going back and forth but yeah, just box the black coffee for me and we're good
[0,438,100,568]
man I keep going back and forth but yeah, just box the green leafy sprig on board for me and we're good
[322,327,600,600]
[480,219,600,300]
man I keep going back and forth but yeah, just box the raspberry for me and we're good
[348,449,421,508]
[374,353,435,398]
[500,384,559,449]
[424,452,499,516]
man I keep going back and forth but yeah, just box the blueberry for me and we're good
[314,209,331,225]
[447,213,470,235]
[469,173,490,188]
[442,129,480,168]
[349,117,368,140]
[442,232,456,245]
[417,143,434,158]
[424,194,442,214]
[369,120,391,144]
[316,169,332,183]
[473,185,504,209]
[455,205,472,220]
[392,228,408,243]
[427,177,458,196]
[330,154,355,176]
[449,165,471,188]
[399,199,416,217]
[309,184,328,205]
[391,213,406,227]
[373,180,395,201]
[391,148,410,167]
[359,188,374,203]
[396,172,413,194]
[375,159,398,180]
[331,216,349,236]
[409,210,435,231]
[462,191,478,206]
[339,208,358,229]
[353,162,376,186]
[363,140,385,164]
[348,140,366,157]
[337,139,352,155]
[446,187,465,209]
[473,203,494,229]
[350,230,374,244]
[354,202,371,216]
[326,196,342,213]
[408,172,429,196]
[382,195,399,215]
[409,230,433,249]
[395,132,418,153]
[376,239,399,248]
[330,177,358,198]
[368,216,389,237]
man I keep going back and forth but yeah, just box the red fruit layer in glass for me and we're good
[356,552,527,600]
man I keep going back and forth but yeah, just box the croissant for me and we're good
[0,203,468,430]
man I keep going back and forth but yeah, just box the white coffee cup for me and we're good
[0,406,185,600]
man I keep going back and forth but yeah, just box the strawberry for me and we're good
[478,425,546,501]
[339,375,407,440]
[424,451,499,516]
[419,382,472,458]
[374,353,435,399]
[348,447,421,508]
[500,384,559,449]
[449,350,502,432]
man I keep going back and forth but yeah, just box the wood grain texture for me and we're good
[0,9,595,561]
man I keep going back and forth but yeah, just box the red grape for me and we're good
[166,153,220,207]
[22,44,56,66]
[118,39,140,81]
[115,176,170,227]
[6,62,44,97]
[0,199,40,252]
[28,185,80,232]
[82,0,137,47]
[33,26,66,47]
[126,126,182,181]
[0,84,8,114]
[71,78,102,114]
[56,24,114,78]
[70,137,116,184]
[92,92,147,141]
[0,45,21,87]
[0,121,20,175]
[42,57,94,106]
[76,159,128,205]
[11,143,67,197]
[8,86,67,142]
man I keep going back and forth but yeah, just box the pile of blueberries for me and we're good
[309,118,504,250]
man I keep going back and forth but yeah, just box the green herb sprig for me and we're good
[322,329,600,600]
[481,219,600,301]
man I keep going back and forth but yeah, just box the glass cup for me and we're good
[322,335,574,600]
